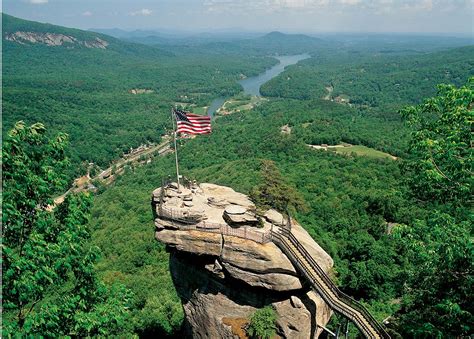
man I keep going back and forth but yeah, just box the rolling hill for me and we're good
[2,13,275,180]
[3,13,171,57]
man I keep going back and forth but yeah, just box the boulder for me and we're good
[223,211,259,225]
[264,209,286,226]
[225,205,247,215]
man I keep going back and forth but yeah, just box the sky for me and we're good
[3,0,474,35]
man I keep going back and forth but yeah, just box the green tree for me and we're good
[395,79,474,337]
[394,213,473,337]
[251,159,308,213]
[2,121,131,336]
[246,306,277,339]
[399,77,473,204]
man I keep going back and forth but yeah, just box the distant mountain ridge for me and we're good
[90,27,328,53]
[261,31,322,42]
[2,13,171,56]
[3,13,113,49]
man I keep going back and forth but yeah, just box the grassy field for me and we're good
[191,106,209,115]
[334,145,397,160]
[220,95,268,114]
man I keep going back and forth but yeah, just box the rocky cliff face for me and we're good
[4,31,109,49]
[152,182,334,338]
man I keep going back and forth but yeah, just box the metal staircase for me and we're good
[271,226,391,339]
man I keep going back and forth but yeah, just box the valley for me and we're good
[2,11,473,339]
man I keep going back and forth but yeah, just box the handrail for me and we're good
[155,179,388,337]
[156,212,271,244]
[280,228,387,334]
[155,193,271,244]
[272,229,390,339]
[155,178,272,244]
[270,232,375,337]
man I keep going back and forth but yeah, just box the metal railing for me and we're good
[154,179,389,338]
[157,207,272,244]
[272,227,390,339]
[155,179,271,244]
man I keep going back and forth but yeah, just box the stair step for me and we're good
[276,233,387,339]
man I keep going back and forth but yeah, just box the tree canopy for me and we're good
[251,159,308,213]
[2,121,131,336]
[400,77,473,205]
[395,78,474,337]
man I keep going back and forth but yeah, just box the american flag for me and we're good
[174,108,212,135]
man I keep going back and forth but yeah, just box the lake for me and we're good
[207,53,310,116]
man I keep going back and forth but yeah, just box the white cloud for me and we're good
[82,11,93,16]
[339,0,361,5]
[280,0,307,8]
[28,0,48,4]
[401,0,433,11]
[130,8,153,16]
[202,0,465,15]
[204,0,332,14]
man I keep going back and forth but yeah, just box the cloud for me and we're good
[280,0,307,8]
[339,0,361,5]
[202,0,464,15]
[204,0,331,14]
[28,0,48,4]
[130,8,153,16]
[401,0,433,11]
[82,11,93,16]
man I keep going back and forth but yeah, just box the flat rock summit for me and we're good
[152,181,334,338]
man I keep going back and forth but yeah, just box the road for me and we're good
[51,136,172,207]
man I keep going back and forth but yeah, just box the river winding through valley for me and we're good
[207,53,310,116]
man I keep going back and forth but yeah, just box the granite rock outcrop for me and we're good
[5,31,109,49]
[153,182,334,338]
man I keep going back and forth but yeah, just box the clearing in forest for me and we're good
[308,144,397,160]
[334,145,397,160]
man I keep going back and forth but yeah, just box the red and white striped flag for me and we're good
[174,109,212,135]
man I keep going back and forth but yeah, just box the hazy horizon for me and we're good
[3,0,473,36]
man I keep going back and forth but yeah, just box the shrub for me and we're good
[246,306,277,339]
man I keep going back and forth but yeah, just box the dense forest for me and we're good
[2,13,276,180]
[261,46,473,109]
[3,13,473,338]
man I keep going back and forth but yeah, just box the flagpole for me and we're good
[171,108,181,191]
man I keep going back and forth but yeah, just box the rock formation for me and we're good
[152,182,334,338]
[5,31,109,49]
